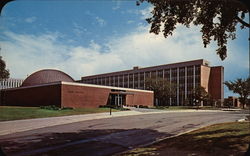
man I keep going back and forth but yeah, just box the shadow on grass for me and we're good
[151,122,250,156]
[190,128,241,136]
[0,128,171,156]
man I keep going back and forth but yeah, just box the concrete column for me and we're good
[118,75,119,87]
[177,68,179,106]
[170,68,172,106]
[163,69,165,79]
[123,75,124,88]
[138,73,140,88]
[144,72,146,90]
[117,94,119,107]
[133,73,134,88]
[128,74,130,88]
[185,67,187,100]
[193,65,195,89]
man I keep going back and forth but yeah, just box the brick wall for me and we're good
[61,84,154,108]
[126,91,154,107]
[209,66,224,101]
[1,84,61,107]
[1,82,154,108]
[61,84,110,108]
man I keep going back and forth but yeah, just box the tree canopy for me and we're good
[225,78,250,108]
[137,0,249,60]
[192,86,210,106]
[0,56,10,80]
[145,77,176,105]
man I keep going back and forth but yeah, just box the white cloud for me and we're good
[84,11,107,27]
[112,0,122,10]
[89,40,101,51]
[25,16,37,23]
[95,16,106,27]
[1,24,248,98]
[72,22,87,36]
[139,6,153,20]
[127,20,134,24]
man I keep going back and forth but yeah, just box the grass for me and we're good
[150,106,221,110]
[121,122,250,156]
[0,106,119,121]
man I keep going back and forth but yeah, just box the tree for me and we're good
[0,56,10,80]
[145,78,176,105]
[225,78,250,109]
[192,86,210,106]
[0,0,14,15]
[137,0,249,60]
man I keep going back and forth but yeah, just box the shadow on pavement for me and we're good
[0,128,171,156]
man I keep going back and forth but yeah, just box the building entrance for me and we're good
[109,94,125,107]
[115,95,123,107]
[107,90,134,107]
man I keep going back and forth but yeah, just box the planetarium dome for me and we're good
[22,69,74,87]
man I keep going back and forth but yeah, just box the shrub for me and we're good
[139,105,149,108]
[40,105,60,110]
[155,106,165,109]
[62,107,73,110]
[99,105,114,108]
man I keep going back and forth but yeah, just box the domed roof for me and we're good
[22,69,74,87]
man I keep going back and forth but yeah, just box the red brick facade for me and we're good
[0,83,61,107]
[61,84,110,108]
[0,82,154,108]
[209,66,224,101]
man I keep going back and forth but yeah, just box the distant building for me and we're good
[0,70,153,108]
[80,59,224,106]
[0,78,24,90]
[224,96,243,108]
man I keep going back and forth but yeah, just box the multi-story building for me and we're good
[80,59,224,106]
[0,78,24,90]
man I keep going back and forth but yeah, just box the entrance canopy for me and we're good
[110,91,134,95]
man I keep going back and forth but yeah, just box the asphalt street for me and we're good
[0,110,248,156]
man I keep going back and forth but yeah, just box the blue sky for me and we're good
[0,0,249,97]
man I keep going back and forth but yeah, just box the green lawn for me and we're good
[151,106,221,110]
[120,122,250,156]
[0,106,119,121]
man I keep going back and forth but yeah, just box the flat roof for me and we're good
[62,82,153,93]
[1,81,153,93]
[81,59,210,79]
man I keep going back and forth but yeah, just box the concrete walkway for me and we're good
[0,109,222,136]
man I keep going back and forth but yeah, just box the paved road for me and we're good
[0,110,248,156]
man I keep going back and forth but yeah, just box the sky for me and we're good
[0,0,249,97]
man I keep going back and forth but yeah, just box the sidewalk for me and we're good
[0,109,222,136]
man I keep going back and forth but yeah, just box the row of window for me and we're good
[0,79,24,89]
[84,66,201,84]
[84,74,201,87]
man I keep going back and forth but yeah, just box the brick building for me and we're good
[0,69,153,108]
[224,96,241,108]
[81,59,224,106]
